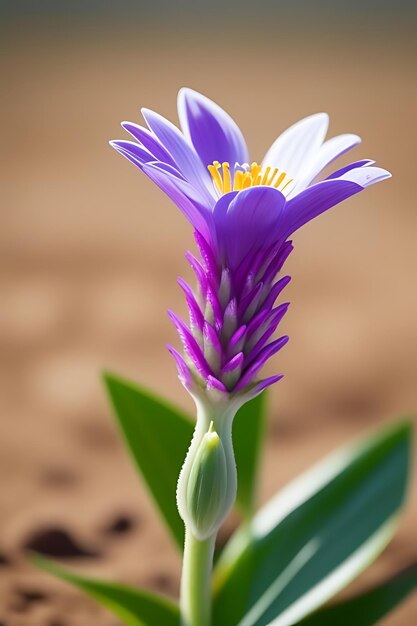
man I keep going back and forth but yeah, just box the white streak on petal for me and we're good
[289,133,361,197]
[262,113,329,180]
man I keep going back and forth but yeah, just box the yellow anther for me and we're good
[261,166,271,185]
[222,162,232,193]
[207,161,294,197]
[233,169,244,190]
[250,163,262,179]
[242,172,252,189]
[274,172,286,188]
[208,163,223,194]
[267,167,279,185]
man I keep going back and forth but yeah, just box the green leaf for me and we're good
[297,564,417,625]
[103,372,193,549]
[33,555,179,626]
[213,420,412,626]
[234,393,267,518]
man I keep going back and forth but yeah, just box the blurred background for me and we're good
[1,1,416,624]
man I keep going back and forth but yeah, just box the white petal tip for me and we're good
[342,166,392,187]
[347,133,362,145]
[178,86,192,98]
[178,86,205,101]
[304,112,329,127]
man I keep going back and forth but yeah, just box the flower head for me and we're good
[111,88,390,406]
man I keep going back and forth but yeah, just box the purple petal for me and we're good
[234,246,259,295]
[221,352,244,390]
[222,298,238,339]
[253,241,288,278]
[219,268,232,307]
[246,303,290,362]
[339,165,391,187]
[238,282,264,322]
[185,252,209,299]
[213,187,286,269]
[207,279,223,320]
[261,241,294,286]
[177,278,204,331]
[246,308,270,339]
[326,159,375,180]
[178,88,249,169]
[121,122,177,166]
[228,325,247,353]
[251,246,272,282]
[203,321,223,371]
[222,352,244,374]
[251,374,284,394]
[142,162,213,240]
[147,161,187,179]
[234,336,289,391]
[110,140,155,167]
[262,275,292,311]
[207,375,227,393]
[283,165,390,238]
[239,374,284,401]
[167,345,193,388]
[141,107,214,204]
[282,179,363,237]
[167,311,211,378]
[194,231,219,282]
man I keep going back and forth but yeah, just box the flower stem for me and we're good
[180,527,216,626]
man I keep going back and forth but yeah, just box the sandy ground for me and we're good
[1,20,416,625]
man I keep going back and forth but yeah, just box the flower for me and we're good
[111,88,390,404]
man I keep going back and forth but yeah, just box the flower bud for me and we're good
[184,422,228,540]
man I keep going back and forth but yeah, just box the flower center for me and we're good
[207,161,294,196]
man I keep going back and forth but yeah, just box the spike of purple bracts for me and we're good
[168,231,292,400]
[112,88,391,405]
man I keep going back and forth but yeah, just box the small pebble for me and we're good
[23,527,99,559]
[103,514,136,536]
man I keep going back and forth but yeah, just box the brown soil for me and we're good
[1,20,416,625]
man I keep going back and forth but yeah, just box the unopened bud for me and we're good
[185,422,228,540]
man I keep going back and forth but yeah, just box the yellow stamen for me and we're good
[274,172,286,188]
[261,166,271,185]
[267,167,279,186]
[207,161,294,197]
[207,162,223,194]
[221,162,231,193]
[242,172,252,189]
[250,162,262,179]
[233,169,244,190]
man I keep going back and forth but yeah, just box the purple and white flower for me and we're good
[111,88,390,404]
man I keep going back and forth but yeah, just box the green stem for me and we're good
[180,527,216,626]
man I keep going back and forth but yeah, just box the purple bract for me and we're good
[111,88,390,402]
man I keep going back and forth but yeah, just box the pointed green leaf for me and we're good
[103,372,193,549]
[213,420,412,626]
[297,564,417,625]
[234,393,267,518]
[33,556,179,626]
